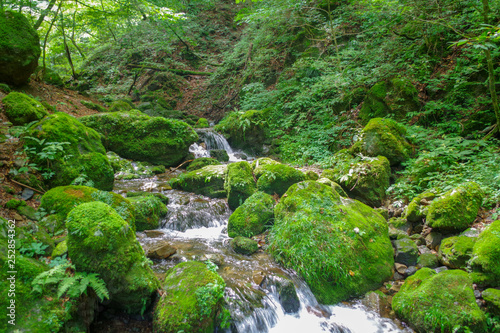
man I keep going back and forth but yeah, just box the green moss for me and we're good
[469,220,500,287]
[251,157,280,178]
[358,82,390,123]
[153,261,225,333]
[195,117,210,128]
[80,100,107,112]
[126,191,168,205]
[231,236,259,255]
[392,268,486,332]
[128,196,168,231]
[482,289,500,316]
[209,149,229,162]
[351,118,411,165]
[171,165,227,198]
[109,100,133,112]
[438,235,476,269]
[66,202,159,313]
[5,198,25,209]
[26,112,114,190]
[316,177,348,197]
[80,111,198,166]
[394,237,419,266]
[40,185,135,233]
[107,151,165,179]
[0,83,11,92]
[0,10,41,86]
[52,239,68,258]
[2,92,49,125]
[187,157,221,172]
[225,161,257,210]
[269,181,394,304]
[322,153,390,207]
[228,191,275,238]
[256,164,305,196]
[417,253,439,268]
[304,170,319,180]
[405,192,436,223]
[426,182,483,233]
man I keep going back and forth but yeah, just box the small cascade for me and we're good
[189,142,211,158]
[196,128,234,152]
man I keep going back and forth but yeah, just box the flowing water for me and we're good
[113,130,413,333]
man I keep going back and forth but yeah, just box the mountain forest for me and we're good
[0,0,500,332]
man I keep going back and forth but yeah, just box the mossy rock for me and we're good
[80,110,198,166]
[214,109,270,154]
[304,170,319,181]
[5,198,25,209]
[417,253,439,269]
[126,192,169,205]
[256,164,305,196]
[107,151,163,179]
[231,236,259,255]
[66,202,159,314]
[251,157,280,178]
[51,239,68,258]
[108,100,133,112]
[351,118,412,165]
[195,117,209,128]
[171,165,227,198]
[225,161,256,210]
[321,152,390,207]
[394,237,419,266]
[316,177,348,197]
[153,261,226,333]
[187,157,221,172]
[469,220,500,288]
[80,100,107,112]
[26,112,114,190]
[40,185,135,233]
[0,10,41,86]
[426,182,483,233]
[392,268,486,332]
[227,191,274,238]
[438,235,476,269]
[128,196,168,231]
[209,149,229,162]
[482,288,500,316]
[269,181,394,304]
[2,92,49,125]
[358,78,420,124]
[405,192,436,223]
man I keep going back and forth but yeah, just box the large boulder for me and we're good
[392,268,486,332]
[227,191,275,238]
[321,150,390,207]
[256,163,305,196]
[187,157,221,172]
[405,191,437,223]
[26,112,114,190]
[171,165,227,198]
[128,195,168,231]
[426,182,483,233]
[231,236,259,255]
[269,181,394,304]
[438,235,476,269]
[66,202,159,313]
[225,161,256,210]
[153,261,226,333]
[0,11,41,86]
[40,185,135,233]
[80,110,198,166]
[351,118,412,165]
[469,220,500,287]
[2,92,49,125]
[394,237,419,266]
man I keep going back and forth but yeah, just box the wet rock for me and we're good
[227,191,274,238]
[21,188,34,201]
[362,291,393,318]
[144,230,165,238]
[252,271,266,286]
[146,241,177,259]
[209,149,229,162]
[231,236,258,255]
[276,277,300,314]
[394,237,419,266]
[404,266,418,276]
[434,266,448,274]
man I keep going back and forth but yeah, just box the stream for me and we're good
[110,130,414,333]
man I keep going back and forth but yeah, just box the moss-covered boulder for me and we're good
[231,236,259,255]
[209,149,229,162]
[394,237,419,266]
[153,261,226,333]
[316,177,348,197]
[2,92,49,125]
[195,117,209,128]
[171,165,227,198]
[351,118,412,165]
[225,161,256,210]
[269,181,394,304]
[417,253,439,269]
[469,220,500,287]
[251,157,280,178]
[482,288,500,316]
[392,268,486,332]
[107,151,165,179]
[438,235,476,269]
[187,157,221,172]
[322,151,390,207]
[256,164,305,196]
[128,195,168,231]
[40,185,135,233]
[26,112,114,190]
[228,191,274,238]
[426,182,483,233]
[405,192,436,223]
[66,202,159,313]
[80,110,198,166]
[214,109,270,154]
[0,10,41,86]
[108,100,132,112]
[358,78,420,124]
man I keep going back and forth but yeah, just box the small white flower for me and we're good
[354,227,360,234]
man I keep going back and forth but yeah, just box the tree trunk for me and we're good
[485,49,500,135]
[42,0,63,72]
[60,11,78,79]
[34,0,57,30]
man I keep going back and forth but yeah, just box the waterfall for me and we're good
[196,128,234,153]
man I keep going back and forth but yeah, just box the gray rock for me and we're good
[434,266,449,274]
[425,231,442,250]
[394,237,419,266]
[405,266,418,276]
[21,188,34,200]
